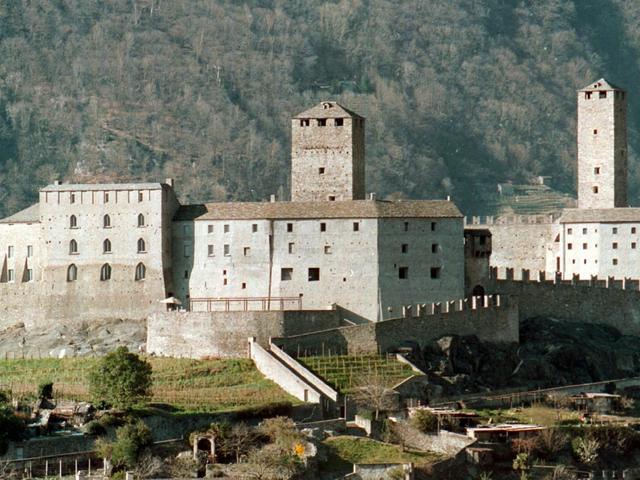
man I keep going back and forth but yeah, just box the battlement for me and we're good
[490,266,640,291]
[464,214,558,226]
[395,294,505,319]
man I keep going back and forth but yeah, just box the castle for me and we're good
[0,101,464,326]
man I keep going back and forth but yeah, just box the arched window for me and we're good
[100,263,111,281]
[135,263,146,281]
[103,239,112,253]
[67,264,77,282]
[69,239,78,254]
[137,238,146,253]
[70,215,77,228]
[103,214,111,228]
[137,213,145,227]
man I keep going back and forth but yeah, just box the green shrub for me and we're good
[83,420,107,436]
[411,409,438,433]
[571,436,599,465]
[96,419,153,473]
[37,382,53,400]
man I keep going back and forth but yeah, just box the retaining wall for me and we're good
[146,309,340,358]
[274,296,519,356]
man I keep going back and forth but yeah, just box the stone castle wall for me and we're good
[146,309,341,358]
[273,296,519,356]
[489,266,640,336]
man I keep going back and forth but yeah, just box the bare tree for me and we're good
[350,368,396,420]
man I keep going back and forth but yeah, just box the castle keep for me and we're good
[0,102,464,325]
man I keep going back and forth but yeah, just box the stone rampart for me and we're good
[273,296,519,356]
[489,266,640,336]
[146,309,340,358]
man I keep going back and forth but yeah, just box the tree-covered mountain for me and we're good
[0,0,638,216]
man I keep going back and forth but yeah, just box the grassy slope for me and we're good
[0,357,296,412]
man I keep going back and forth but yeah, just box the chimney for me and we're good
[165,178,175,188]
[270,194,276,203]
[446,195,451,201]
[369,192,377,201]
[54,180,61,186]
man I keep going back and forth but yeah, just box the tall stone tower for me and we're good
[577,78,628,209]
[291,102,365,202]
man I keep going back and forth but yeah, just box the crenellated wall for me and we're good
[488,266,640,335]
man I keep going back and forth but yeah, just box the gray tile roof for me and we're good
[559,208,640,224]
[174,199,462,222]
[293,102,363,119]
[0,203,40,224]
[41,182,163,192]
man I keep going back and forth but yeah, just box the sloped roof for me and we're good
[578,78,623,92]
[293,101,363,119]
[559,208,640,224]
[0,203,40,224]
[174,199,462,222]
[41,182,163,192]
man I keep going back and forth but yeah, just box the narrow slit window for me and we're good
[103,214,111,228]
[100,263,112,281]
[137,213,145,227]
[135,263,146,281]
[70,215,78,228]
[67,264,77,282]
[103,238,112,253]
[69,239,78,255]
[137,238,146,253]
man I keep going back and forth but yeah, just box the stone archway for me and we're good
[472,285,485,297]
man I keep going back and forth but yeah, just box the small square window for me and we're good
[585,92,592,99]
[223,269,227,275]
[208,225,214,234]
[308,268,320,281]
[599,91,606,99]
[401,244,408,253]
[568,243,573,250]
[398,267,409,279]
[183,244,191,257]
[324,245,332,254]
[241,282,247,289]
[613,258,618,265]
[584,259,587,264]
[353,222,360,232]
[223,278,228,285]
[138,192,144,202]
[281,268,293,281]
[328,195,336,201]
[224,244,230,256]
[632,242,637,249]
[572,259,576,264]
[317,119,326,127]
[594,167,601,174]
[431,222,436,231]
[319,167,325,175]
[632,227,637,234]
[593,186,599,194]
[593,129,598,135]
[208,245,214,256]
[568,228,573,235]
[613,242,618,249]
[335,118,344,126]
[300,119,310,127]
[224,224,230,233]
[613,227,618,234]
[252,224,258,233]
[431,243,438,253]
[288,242,295,254]
[430,267,441,279]
[27,245,33,257]
[582,228,587,234]
[287,223,293,232]
[583,243,588,250]
[244,247,251,256]
[320,222,326,232]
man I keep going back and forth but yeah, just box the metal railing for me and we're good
[189,296,303,312]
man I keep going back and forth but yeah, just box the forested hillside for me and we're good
[0,0,639,216]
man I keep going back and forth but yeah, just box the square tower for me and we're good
[577,78,628,209]
[291,102,365,201]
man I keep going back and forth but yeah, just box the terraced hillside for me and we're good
[485,184,576,215]
[297,354,416,393]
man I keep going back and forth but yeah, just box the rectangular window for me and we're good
[252,224,258,233]
[300,119,310,127]
[138,191,144,202]
[183,244,191,257]
[633,227,637,234]
[613,258,618,265]
[244,247,251,256]
[613,227,618,234]
[567,228,573,235]
[353,222,360,232]
[613,242,618,249]
[401,244,408,253]
[593,129,598,135]
[26,269,33,282]
[208,225,214,234]
[319,167,325,175]
[70,193,75,204]
[404,222,409,232]
[430,267,441,279]
[594,167,601,174]
[281,268,293,281]
[287,223,293,232]
[317,119,326,126]
[224,224,230,233]
[8,269,14,282]
[224,244,230,256]
[324,245,332,254]
[398,266,409,279]
[582,228,587,234]
[241,282,246,289]
[593,186,599,194]
[184,270,189,279]
[585,92,592,99]
[320,222,326,232]
[27,245,33,257]
[308,268,320,281]
[8,246,14,258]
[633,242,637,249]
[432,243,439,253]
[335,118,344,127]
[288,242,295,254]
[599,91,607,99]
[583,243,588,250]
[104,192,109,203]
[208,244,214,256]
[431,222,436,231]
[568,243,573,250]
[223,278,227,285]
[328,195,336,201]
